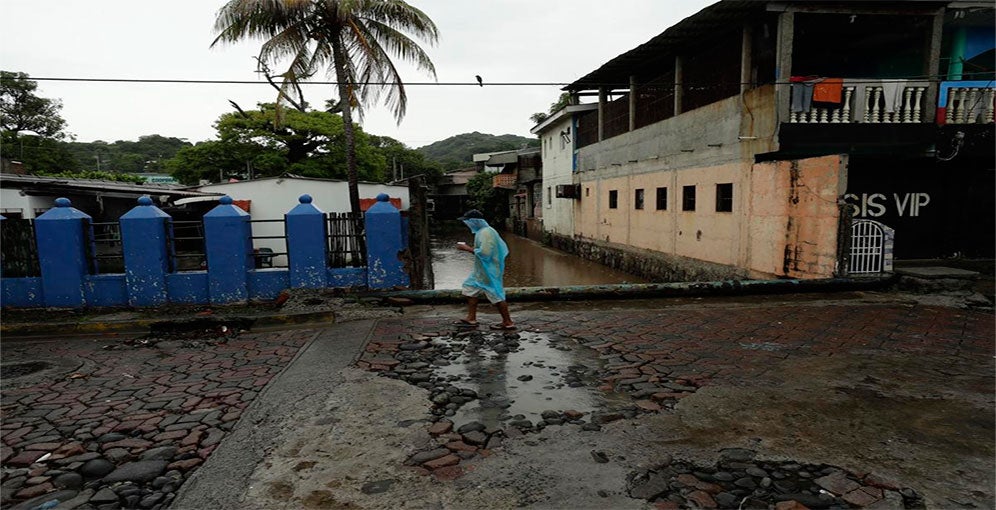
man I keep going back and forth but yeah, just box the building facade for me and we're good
[538,0,994,281]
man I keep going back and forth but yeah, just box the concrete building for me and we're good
[484,148,543,240]
[538,0,994,281]
[532,104,598,240]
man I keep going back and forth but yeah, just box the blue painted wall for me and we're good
[1,194,410,308]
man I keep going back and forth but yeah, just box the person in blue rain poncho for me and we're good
[454,209,515,330]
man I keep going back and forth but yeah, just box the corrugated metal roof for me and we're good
[565,1,760,91]
[0,173,213,197]
[565,0,950,91]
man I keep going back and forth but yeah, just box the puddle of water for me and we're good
[432,331,629,430]
[0,361,51,379]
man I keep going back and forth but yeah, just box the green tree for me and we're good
[0,71,69,138]
[369,134,443,184]
[212,0,439,220]
[0,130,78,173]
[529,92,573,125]
[466,171,508,226]
[165,104,391,185]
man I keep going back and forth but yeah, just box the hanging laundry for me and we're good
[881,79,907,113]
[812,78,844,104]
[790,76,818,113]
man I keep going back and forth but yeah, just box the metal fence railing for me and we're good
[85,221,124,274]
[167,220,206,271]
[0,219,41,277]
[249,219,288,269]
[327,212,365,268]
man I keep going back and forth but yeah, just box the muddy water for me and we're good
[431,225,647,289]
[433,331,630,431]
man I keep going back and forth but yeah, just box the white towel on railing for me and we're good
[881,79,906,113]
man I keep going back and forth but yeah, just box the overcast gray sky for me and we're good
[1,0,715,149]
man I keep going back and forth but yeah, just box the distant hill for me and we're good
[417,132,539,170]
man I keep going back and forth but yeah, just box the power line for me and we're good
[12,74,992,88]
[21,77,571,86]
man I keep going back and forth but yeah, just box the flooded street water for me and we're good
[431,225,647,289]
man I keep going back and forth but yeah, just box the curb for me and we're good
[380,276,897,303]
[1,310,338,339]
[1,277,894,337]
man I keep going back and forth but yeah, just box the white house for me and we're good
[531,104,597,239]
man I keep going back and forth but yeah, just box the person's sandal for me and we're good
[489,323,516,330]
[453,319,478,327]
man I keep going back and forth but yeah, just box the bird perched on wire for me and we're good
[475,75,483,87]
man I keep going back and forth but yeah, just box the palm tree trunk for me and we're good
[331,32,367,262]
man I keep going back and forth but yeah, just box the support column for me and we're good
[364,194,409,289]
[775,12,795,125]
[629,75,637,131]
[203,195,253,304]
[947,27,967,80]
[924,10,945,123]
[120,196,171,306]
[286,194,329,288]
[741,24,754,94]
[674,56,684,115]
[34,198,90,307]
[597,87,606,142]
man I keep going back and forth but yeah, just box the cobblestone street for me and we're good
[1,329,315,509]
[2,295,993,509]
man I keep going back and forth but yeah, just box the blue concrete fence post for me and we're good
[364,193,409,289]
[203,195,252,304]
[286,194,328,288]
[120,196,171,306]
[35,198,90,307]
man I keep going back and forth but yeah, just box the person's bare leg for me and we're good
[495,301,514,327]
[466,297,479,323]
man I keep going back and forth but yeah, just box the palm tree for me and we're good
[212,0,439,220]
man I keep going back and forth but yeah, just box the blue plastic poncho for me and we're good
[461,218,509,303]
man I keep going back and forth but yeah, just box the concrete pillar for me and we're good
[741,24,753,94]
[629,75,637,131]
[597,87,607,142]
[286,194,328,288]
[674,56,684,115]
[203,195,253,304]
[364,193,409,289]
[947,27,967,80]
[775,12,795,125]
[120,196,171,306]
[924,10,945,123]
[34,197,90,307]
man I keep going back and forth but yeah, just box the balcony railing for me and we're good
[789,80,930,124]
[938,81,995,125]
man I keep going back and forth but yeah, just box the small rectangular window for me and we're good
[608,190,618,209]
[546,186,551,205]
[656,187,668,210]
[716,183,733,212]
[634,189,644,210]
[682,185,696,211]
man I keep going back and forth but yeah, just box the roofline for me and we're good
[530,104,599,134]
[190,174,409,189]
[0,173,212,197]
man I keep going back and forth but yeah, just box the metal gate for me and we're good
[849,219,886,274]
